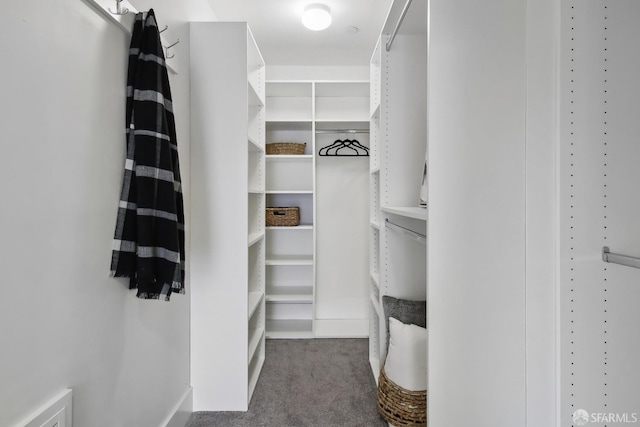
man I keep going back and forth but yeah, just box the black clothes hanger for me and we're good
[318,138,370,157]
[319,139,346,156]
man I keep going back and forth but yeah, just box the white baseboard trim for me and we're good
[314,319,369,338]
[161,387,193,427]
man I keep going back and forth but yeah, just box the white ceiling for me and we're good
[205,0,394,66]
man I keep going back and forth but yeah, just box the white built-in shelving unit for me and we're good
[190,22,266,411]
[265,80,370,339]
[369,0,428,378]
[265,81,314,338]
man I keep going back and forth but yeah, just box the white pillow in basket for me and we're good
[384,317,428,391]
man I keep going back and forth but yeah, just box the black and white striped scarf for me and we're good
[111,9,185,301]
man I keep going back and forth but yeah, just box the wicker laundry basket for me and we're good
[266,207,300,226]
[377,367,427,426]
[266,142,306,155]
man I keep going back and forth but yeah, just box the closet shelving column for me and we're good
[265,82,315,338]
[190,22,266,411]
[314,80,371,337]
[369,0,428,379]
[247,32,266,399]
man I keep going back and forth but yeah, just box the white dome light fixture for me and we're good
[302,4,332,31]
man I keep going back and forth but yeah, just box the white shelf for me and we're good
[370,293,381,318]
[370,102,381,121]
[248,327,264,361]
[267,225,314,230]
[381,206,428,221]
[248,136,264,152]
[248,232,264,247]
[248,291,264,319]
[370,358,381,384]
[371,221,380,230]
[266,120,313,128]
[266,255,314,266]
[266,190,313,195]
[314,118,370,124]
[248,353,265,401]
[266,154,313,161]
[265,319,314,338]
[370,272,380,289]
[267,283,313,293]
[266,286,313,303]
[248,81,264,107]
[266,294,314,304]
[315,113,369,123]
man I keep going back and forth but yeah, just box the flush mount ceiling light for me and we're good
[302,4,332,31]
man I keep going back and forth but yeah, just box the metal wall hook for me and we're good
[108,0,129,15]
[159,25,168,33]
[164,39,180,59]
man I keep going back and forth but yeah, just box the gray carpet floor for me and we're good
[186,338,387,427]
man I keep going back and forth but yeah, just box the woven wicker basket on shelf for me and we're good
[377,368,427,426]
[266,142,306,155]
[265,207,300,227]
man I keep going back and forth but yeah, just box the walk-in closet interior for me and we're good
[6,0,640,426]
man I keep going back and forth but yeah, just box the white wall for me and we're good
[0,1,214,426]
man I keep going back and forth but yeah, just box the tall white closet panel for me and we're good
[190,22,266,411]
[427,0,527,425]
[560,1,640,424]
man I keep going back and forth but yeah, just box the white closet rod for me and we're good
[386,0,414,51]
[385,218,426,244]
[81,0,179,74]
[602,246,640,269]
